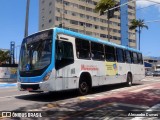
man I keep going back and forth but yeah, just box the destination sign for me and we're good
[25,30,52,44]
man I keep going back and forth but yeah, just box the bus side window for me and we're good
[105,45,116,62]
[116,48,125,63]
[75,38,90,60]
[55,40,74,70]
[125,50,132,63]
[132,52,138,64]
[138,53,143,64]
[91,42,104,61]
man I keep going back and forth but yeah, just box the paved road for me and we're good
[0,77,160,119]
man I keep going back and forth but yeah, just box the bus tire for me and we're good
[78,73,91,95]
[126,73,132,87]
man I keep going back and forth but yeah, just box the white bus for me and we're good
[18,28,145,95]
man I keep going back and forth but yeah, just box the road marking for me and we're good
[130,86,153,93]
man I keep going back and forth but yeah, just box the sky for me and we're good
[0,0,160,58]
[136,0,160,57]
[0,0,38,49]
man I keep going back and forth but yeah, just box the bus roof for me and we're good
[54,27,141,53]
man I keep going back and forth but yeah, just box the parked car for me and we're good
[145,71,153,76]
[153,71,160,77]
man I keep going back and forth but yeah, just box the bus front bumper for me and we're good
[17,80,55,92]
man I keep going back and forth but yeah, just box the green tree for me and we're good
[0,50,10,64]
[95,0,117,41]
[129,19,148,50]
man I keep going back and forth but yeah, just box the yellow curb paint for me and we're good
[47,103,56,108]
[47,103,60,108]
[79,96,87,100]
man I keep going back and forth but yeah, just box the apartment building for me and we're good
[39,0,136,48]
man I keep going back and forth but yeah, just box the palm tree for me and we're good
[0,50,11,64]
[129,19,148,50]
[95,0,117,42]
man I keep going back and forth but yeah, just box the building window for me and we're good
[79,5,85,10]
[86,7,92,12]
[94,25,99,29]
[79,22,85,26]
[42,16,45,21]
[49,19,52,23]
[49,2,52,6]
[42,24,44,28]
[70,20,78,25]
[100,34,107,38]
[80,14,85,18]
[56,17,62,21]
[64,1,70,6]
[86,23,92,28]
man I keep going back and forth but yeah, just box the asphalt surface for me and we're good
[0,76,160,120]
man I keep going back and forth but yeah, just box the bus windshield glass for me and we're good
[19,30,53,77]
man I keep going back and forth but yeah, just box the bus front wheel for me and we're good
[78,75,91,95]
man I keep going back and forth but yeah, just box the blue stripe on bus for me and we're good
[53,27,141,53]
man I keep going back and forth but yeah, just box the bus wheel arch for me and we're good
[126,72,132,87]
[78,72,92,95]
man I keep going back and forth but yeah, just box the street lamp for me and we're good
[24,0,30,38]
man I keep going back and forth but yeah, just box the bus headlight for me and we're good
[43,71,51,81]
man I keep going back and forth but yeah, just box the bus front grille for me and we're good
[21,84,40,90]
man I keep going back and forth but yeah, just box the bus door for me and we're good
[55,40,74,90]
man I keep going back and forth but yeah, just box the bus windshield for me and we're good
[19,30,53,77]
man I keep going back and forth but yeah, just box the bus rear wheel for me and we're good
[126,73,132,87]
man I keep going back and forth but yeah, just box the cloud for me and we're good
[136,0,160,7]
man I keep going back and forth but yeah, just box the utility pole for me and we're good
[107,10,110,42]
[24,0,30,38]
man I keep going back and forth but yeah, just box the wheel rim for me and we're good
[80,82,88,94]
[129,80,132,85]
[128,75,132,86]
